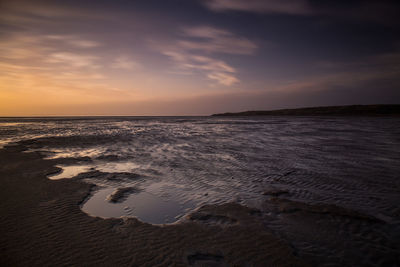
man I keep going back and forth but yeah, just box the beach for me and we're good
[1,117,399,266]
[0,144,307,266]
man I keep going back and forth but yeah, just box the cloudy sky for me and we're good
[1,0,399,115]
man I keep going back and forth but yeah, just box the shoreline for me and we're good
[0,143,305,266]
[1,134,399,266]
[212,104,400,117]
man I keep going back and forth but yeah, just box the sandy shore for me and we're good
[0,144,306,266]
[2,117,400,266]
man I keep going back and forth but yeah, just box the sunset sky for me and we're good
[1,0,399,116]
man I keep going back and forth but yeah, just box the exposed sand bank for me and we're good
[106,187,141,203]
[0,144,306,266]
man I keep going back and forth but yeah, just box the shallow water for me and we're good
[1,116,400,226]
[49,165,92,180]
[82,185,194,224]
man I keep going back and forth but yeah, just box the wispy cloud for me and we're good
[46,52,99,68]
[160,26,257,86]
[203,0,312,15]
[203,0,400,26]
[0,34,101,62]
[111,56,140,70]
[162,51,238,86]
[179,26,257,54]
[45,35,101,48]
[0,31,121,104]
[0,35,49,60]
[207,72,239,86]
[1,0,106,23]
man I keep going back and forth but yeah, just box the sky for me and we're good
[0,0,399,116]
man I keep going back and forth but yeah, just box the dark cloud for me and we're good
[202,0,400,26]
[203,0,312,15]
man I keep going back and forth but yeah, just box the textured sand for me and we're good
[0,144,306,266]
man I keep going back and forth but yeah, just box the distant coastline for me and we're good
[211,104,400,117]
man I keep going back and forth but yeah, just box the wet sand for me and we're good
[0,144,306,266]
[1,121,400,267]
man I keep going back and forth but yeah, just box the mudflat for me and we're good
[1,116,400,266]
[0,144,305,266]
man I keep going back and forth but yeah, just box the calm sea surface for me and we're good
[1,116,399,224]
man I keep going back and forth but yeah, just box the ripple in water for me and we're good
[0,116,398,227]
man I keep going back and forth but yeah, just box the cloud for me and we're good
[111,57,140,70]
[1,0,105,22]
[46,52,99,68]
[179,26,257,55]
[162,51,239,86]
[207,72,239,86]
[45,35,101,48]
[159,26,257,86]
[0,34,49,60]
[203,0,400,26]
[203,0,312,15]
[0,31,108,97]
[0,33,101,63]
[188,55,236,72]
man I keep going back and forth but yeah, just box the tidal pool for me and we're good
[82,187,194,224]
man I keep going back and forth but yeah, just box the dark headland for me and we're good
[212,104,400,116]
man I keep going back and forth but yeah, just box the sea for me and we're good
[1,116,399,226]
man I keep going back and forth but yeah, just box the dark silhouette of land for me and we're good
[212,104,400,116]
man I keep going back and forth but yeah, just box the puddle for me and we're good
[44,148,106,159]
[47,163,196,224]
[48,165,92,180]
[47,161,139,180]
[82,187,194,224]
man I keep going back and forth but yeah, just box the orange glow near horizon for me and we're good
[0,30,242,116]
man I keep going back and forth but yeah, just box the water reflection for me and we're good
[44,147,106,159]
[47,162,195,224]
[47,161,140,180]
[48,165,92,180]
[82,187,194,224]
[5,116,399,226]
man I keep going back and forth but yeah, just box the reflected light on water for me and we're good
[48,165,92,180]
[82,188,194,224]
[4,116,398,226]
